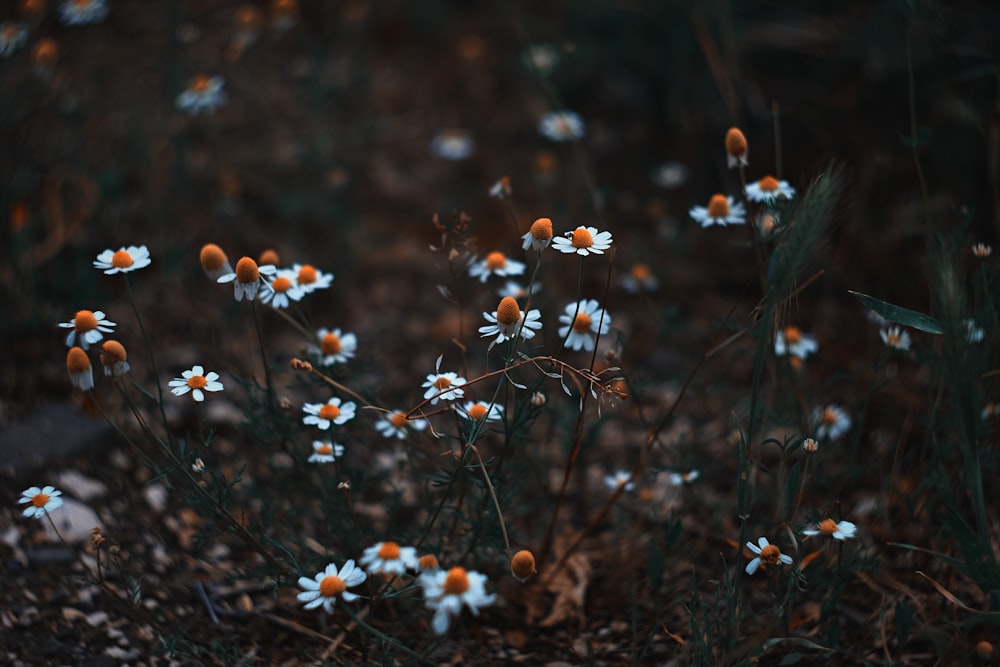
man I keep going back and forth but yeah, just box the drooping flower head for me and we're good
[360,541,419,575]
[558,299,610,352]
[510,550,537,582]
[200,243,233,281]
[479,296,542,349]
[59,310,116,350]
[93,245,151,274]
[297,560,366,613]
[99,340,130,377]
[689,194,746,227]
[419,566,496,634]
[0,21,28,57]
[880,326,911,352]
[217,256,277,301]
[169,365,224,401]
[19,485,64,519]
[521,217,553,251]
[66,347,94,391]
[724,127,748,168]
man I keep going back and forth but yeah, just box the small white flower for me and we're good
[419,566,496,634]
[745,176,796,203]
[524,43,559,76]
[430,129,474,160]
[61,0,109,25]
[774,326,818,360]
[551,225,613,256]
[982,403,999,420]
[176,75,227,115]
[168,365,224,402]
[603,470,634,492]
[521,217,554,252]
[539,110,585,142]
[620,263,660,293]
[297,560,366,613]
[965,319,985,343]
[803,519,857,541]
[360,541,419,575]
[812,404,851,441]
[302,397,356,429]
[668,470,700,486]
[217,257,277,302]
[479,297,542,349]
[59,310,116,350]
[291,263,334,294]
[744,536,793,575]
[93,245,152,274]
[422,356,467,405]
[468,251,525,283]
[558,299,610,352]
[689,194,746,227]
[650,161,688,190]
[311,328,357,366]
[496,280,540,299]
[0,22,28,57]
[66,347,94,391]
[19,486,64,519]
[458,401,504,423]
[260,269,306,309]
[375,410,428,439]
[489,177,512,199]
[308,441,344,463]
[880,326,911,351]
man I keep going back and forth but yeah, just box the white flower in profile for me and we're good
[774,326,818,360]
[558,299,610,352]
[489,177,512,199]
[551,225,612,256]
[302,397,356,429]
[538,110,584,142]
[308,441,344,464]
[297,560,366,613]
[744,537,793,575]
[603,470,634,492]
[169,365,224,402]
[468,251,525,283]
[66,347,94,391]
[422,356,467,405]
[430,129,474,160]
[19,486,64,519]
[360,541,419,575]
[419,566,496,634]
[176,75,227,115]
[668,470,700,486]
[0,22,28,56]
[880,326,911,351]
[311,328,357,366]
[458,401,504,423]
[812,404,851,441]
[802,519,857,541]
[61,0,109,25]
[59,310,116,350]
[521,217,554,252]
[479,297,542,349]
[217,257,277,302]
[291,263,334,294]
[689,194,746,228]
[375,410,428,439]
[745,175,796,203]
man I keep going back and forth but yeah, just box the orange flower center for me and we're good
[784,326,801,344]
[272,276,292,293]
[496,296,521,326]
[443,567,470,595]
[389,412,408,428]
[572,312,592,333]
[511,550,536,579]
[31,493,50,508]
[530,217,553,240]
[468,404,488,420]
[317,443,333,455]
[187,375,207,389]
[433,376,451,390]
[74,310,98,333]
[725,127,748,157]
[318,575,346,597]
[570,227,593,249]
[298,264,317,284]
[259,249,280,266]
[235,257,259,283]
[821,408,838,425]
[758,176,779,191]
[886,332,902,346]
[66,347,91,373]
[485,251,507,270]
[200,244,227,271]
[419,554,439,570]
[818,519,838,536]
[759,544,781,565]
[191,75,211,92]
[111,249,133,268]
[706,195,730,218]
[377,542,401,560]
[535,150,556,172]
[630,263,650,281]
[319,404,341,420]
[321,333,342,355]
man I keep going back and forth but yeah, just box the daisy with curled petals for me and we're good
[302,397,356,429]
[375,410,428,439]
[744,537,793,575]
[538,110,585,142]
[66,347,94,391]
[803,519,857,541]
[745,176,796,203]
[551,225,613,256]
[468,251,526,283]
[94,245,151,274]
[291,263,334,294]
[61,0,109,25]
[360,541,419,575]
[19,486,64,519]
[459,401,504,423]
[308,440,344,463]
[811,404,851,441]
[774,326,818,360]
[176,75,227,115]
[558,299,610,352]
[689,194,746,228]
[297,560,366,613]
[521,217,553,252]
[217,257,277,302]
[880,326,911,352]
[479,297,542,350]
[419,566,496,634]
[311,328,357,365]
[169,365,224,401]
[422,357,467,405]
[260,270,305,309]
[99,340,130,377]
[60,310,116,350]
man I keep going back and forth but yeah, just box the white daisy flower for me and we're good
[311,328,357,366]
[430,129,474,161]
[558,299,610,352]
[668,470,700,486]
[422,357,467,405]
[359,541,419,575]
[538,110,585,142]
[168,365,224,402]
[291,263,334,294]
[745,175,796,203]
[19,486,64,519]
[603,470,635,492]
[812,404,851,441]
[93,245,152,274]
[524,43,559,76]
[689,194,746,227]
[375,410,428,439]
[99,340,130,377]
[297,560,366,614]
[66,347,94,391]
[419,566,496,634]
[302,397,356,429]
[650,161,688,189]
[489,177,512,199]
[199,243,233,281]
[479,297,542,349]
[176,75,227,115]
[802,519,857,541]
[521,217,554,252]
[496,280,540,299]
[217,257,277,302]
[458,401,504,423]
[308,441,344,463]
[260,269,305,309]
[551,225,613,256]
[774,326,818,360]
[0,22,28,57]
[744,536,793,575]
[880,326,911,351]
[60,0,109,25]
[725,128,748,169]
[468,251,526,283]
[620,263,660,293]
[59,310,116,350]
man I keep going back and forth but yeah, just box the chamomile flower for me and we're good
[311,328,357,366]
[489,177,512,199]
[291,263,334,294]
[19,486,64,519]
[524,43,558,76]
[539,110,585,142]
[479,296,542,349]
[745,176,796,203]
[812,404,851,441]
[302,397,356,429]
[668,470,700,486]
[744,537,793,575]
[551,225,613,256]
[459,401,504,423]
[419,566,496,635]
[603,470,635,492]
[360,541,419,575]
[521,217,554,252]
[375,410,428,439]
[558,299,610,352]
[199,243,233,281]
[422,357,467,404]
[93,245,151,274]
[217,256,277,302]
[308,440,344,463]
[60,0,109,25]
[972,243,992,258]
[297,560,366,613]
[982,403,999,420]
[0,22,28,57]
[620,262,660,293]
[430,129,474,160]
[169,365,224,402]
[176,75,227,115]
[510,550,537,582]
[468,251,526,283]
[260,270,305,308]
[497,280,540,299]
[689,194,746,228]
[59,310,116,350]
[724,127,748,168]
[650,161,689,189]
[803,519,857,541]
[880,326,911,351]
[99,339,129,378]
[774,326,818,360]
[66,347,94,391]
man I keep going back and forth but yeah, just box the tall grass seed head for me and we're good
[725,127,748,168]
[99,340,130,377]
[66,346,94,390]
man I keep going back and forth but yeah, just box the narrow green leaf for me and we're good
[849,291,943,334]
